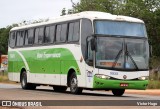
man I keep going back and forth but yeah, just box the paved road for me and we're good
[0,83,159,100]
[0,83,160,109]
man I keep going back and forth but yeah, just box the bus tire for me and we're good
[20,71,36,90]
[112,89,125,96]
[69,73,83,94]
[53,86,67,92]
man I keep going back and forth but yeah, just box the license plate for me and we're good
[120,83,128,87]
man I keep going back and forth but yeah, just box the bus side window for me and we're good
[45,26,55,44]
[73,22,80,41]
[10,32,16,48]
[16,31,21,47]
[38,27,44,44]
[24,30,28,46]
[44,26,50,43]
[68,23,74,42]
[60,23,67,42]
[49,25,55,43]
[19,31,24,46]
[28,29,34,45]
[34,28,39,44]
[68,21,80,42]
[56,25,61,42]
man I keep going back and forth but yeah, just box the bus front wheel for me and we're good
[69,73,82,94]
[20,71,36,90]
[112,89,125,96]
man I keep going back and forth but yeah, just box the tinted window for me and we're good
[34,28,39,44]
[10,32,16,47]
[38,27,44,44]
[68,21,80,42]
[16,31,21,46]
[28,29,34,45]
[24,30,28,45]
[60,24,67,42]
[73,22,80,41]
[45,26,50,43]
[68,23,74,41]
[19,31,24,46]
[56,25,61,42]
[45,26,55,43]
[95,21,147,37]
[81,19,93,60]
[49,26,55,43]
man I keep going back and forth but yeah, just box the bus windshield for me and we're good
[96,37,149,71]
[95,20,147,37]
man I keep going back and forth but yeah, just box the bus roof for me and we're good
[11,11,144,31]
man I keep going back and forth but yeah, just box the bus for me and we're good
[8,11,149,96]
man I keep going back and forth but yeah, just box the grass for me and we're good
[0,72,9,82]
[0,75,9,82]
[147,80,160,89]
[0,72,14,83]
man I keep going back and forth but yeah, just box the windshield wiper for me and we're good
[112,44,123,68]
[125,44,139,70]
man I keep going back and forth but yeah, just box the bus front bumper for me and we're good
[93,76,148,90]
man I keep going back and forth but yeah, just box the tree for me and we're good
[61,8,66,16]
[0,26,12,54]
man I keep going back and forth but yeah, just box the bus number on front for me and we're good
[110,72,118,75]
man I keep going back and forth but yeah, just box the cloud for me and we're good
[0,0,73,28]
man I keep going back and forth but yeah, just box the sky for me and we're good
[0,0,79,28]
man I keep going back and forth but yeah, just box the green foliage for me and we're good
[0,26,12,54]
[61,8,67,16]
[147,80,160,89]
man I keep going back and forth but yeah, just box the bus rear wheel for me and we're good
[53,86,67,92]
[112,89,125,96]
[20,71,36,90]
[69,73,83,94]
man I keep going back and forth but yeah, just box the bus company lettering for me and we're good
[37,52,61,59]
[10,54,15,58]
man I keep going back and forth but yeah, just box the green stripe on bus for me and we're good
[8,48,81,75]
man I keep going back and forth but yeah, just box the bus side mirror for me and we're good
[91,38,96,51]
[149,45,152,57]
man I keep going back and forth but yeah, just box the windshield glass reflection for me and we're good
[96,37,149,70]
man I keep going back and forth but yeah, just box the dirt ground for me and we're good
[125,89,160,96]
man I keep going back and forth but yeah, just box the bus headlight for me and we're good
[138,76,149,80]
[95,74,110,79]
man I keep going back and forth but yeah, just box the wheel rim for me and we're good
[70,77,77,92]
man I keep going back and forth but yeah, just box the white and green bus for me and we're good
[8,11,149,96]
